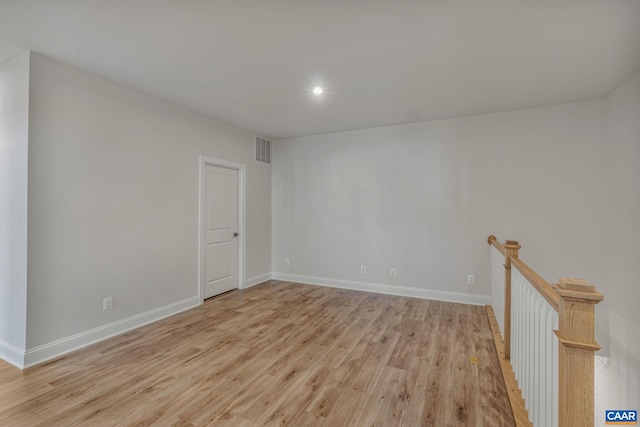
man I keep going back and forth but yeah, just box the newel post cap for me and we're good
[504,240,521,250]
[555,277,603,303]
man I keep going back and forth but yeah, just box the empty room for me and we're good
[1,1,639,426]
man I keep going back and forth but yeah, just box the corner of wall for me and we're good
[0,49,30,367]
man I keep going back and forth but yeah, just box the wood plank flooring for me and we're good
[0,281,515,426]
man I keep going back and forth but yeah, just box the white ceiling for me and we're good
[1,1,639,140]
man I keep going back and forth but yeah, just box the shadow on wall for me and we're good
[474,244,492,300]
[595,309,640,419]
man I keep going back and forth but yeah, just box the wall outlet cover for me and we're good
[103,297,114,311]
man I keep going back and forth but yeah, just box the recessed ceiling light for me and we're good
[312,86,323,95]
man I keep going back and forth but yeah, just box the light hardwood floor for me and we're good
[0,281,515,426]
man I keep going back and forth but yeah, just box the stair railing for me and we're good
[487,235,602,427]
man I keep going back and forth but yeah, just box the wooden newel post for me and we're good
[553,278,603,427]
[503,240,520,360]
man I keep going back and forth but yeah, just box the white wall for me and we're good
[0,52,30,365]
[595,70,640,417]
[21,53,270,364]
[272,99,609,304]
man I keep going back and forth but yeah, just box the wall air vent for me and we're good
[255,136,271,164]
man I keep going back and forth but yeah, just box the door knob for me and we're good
[233,232,239,237]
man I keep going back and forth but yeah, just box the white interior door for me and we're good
[204,165,238,298]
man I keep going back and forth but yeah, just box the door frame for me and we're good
[198,155,246,303]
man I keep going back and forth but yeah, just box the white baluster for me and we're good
[508,267,559,426]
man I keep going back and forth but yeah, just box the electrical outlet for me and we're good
[467,275,475,285]
[390,268,397,277]
[360,266,367,274]
[103,296,114,311]
[284,258,290,266]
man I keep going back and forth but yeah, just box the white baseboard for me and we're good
[2,274,490,370]
[271,272,491,306]
[244,272,272,289]
[19,296,200,369]
[0,340,27,369]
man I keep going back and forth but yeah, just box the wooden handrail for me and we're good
[487,235,603,427]
[510,257,560,312]
[487,234,506,255]
[488,235,559,312]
